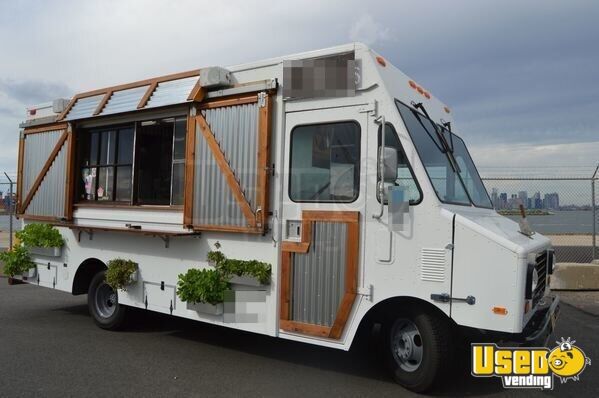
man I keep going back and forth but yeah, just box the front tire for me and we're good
[88,270,127,330]
[383,308,452,392]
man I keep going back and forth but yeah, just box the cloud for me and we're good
[349,14,391,45]
[0,79,71,105]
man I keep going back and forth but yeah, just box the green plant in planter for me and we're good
[177,268,229,305]
[208,250,272,285]
[105,259,138,291]
[16,223,64,248]
[0,245,35,277]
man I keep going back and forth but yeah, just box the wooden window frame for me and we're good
[279,210,360,340]
[183,92,273,234]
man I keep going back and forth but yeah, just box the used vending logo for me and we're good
[471,338,591,390]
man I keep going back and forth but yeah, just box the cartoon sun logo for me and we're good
[548,337,591,383]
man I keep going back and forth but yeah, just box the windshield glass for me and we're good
[395,100,491,208]
[438,125,493,208]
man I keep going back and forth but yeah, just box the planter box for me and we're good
[28,246,62,257]
[22,267,37,279]
[186,301,223,315]
[229,275,269,288]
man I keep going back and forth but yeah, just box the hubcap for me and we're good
[391,319,423,372]
[95,282,117,319]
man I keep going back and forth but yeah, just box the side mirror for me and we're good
[379,146,398,182]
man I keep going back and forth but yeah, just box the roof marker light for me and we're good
[416,86,424,94]
[376,56,386,67]
[408,80,417,89]
[444,106,451,114]
[423,91,431,99]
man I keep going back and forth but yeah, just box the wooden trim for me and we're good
[58,69,201,120]
[329,293,357,339]
[279,251,291,320]
[279,210,360,341]
[197,94,258,110]
[187,80,205,102]
[23,123,68,135]
[63,127,76,220]
[302,210,359,223]
[93,90,113,116]
[16,134,25,214]
[19,214,61,222]
[280,241,310,253]
[196,113,256,227]
[137,81,158,109]
[20,130,69,213]
[183,112,196,226]
[279,320,331,338]
[256,94,272,230]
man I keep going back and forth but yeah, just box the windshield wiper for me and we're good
[412,102,461,173]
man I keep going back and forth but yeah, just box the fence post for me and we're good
[4,173,13,249]
[592,165,598,262]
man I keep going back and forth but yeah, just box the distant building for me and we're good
[544,193,560,210]
[533,192,542,209]
[499,192,508,209]
[518,191,528,208]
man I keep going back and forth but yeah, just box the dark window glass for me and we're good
[289,121,360,202]
[396,101,470,205]
[78,127,134,202]
[136,120,174,205]
[377,123,421,204]
[117,128,134,164]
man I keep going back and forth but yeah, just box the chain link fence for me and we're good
[0,173,18,250]
[481,166,598,264]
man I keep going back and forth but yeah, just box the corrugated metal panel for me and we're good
[25,143,66,218]
[145,76,198,109]
[64,94,104,120]
[291,222,347,327]
[100,85,149,115]
[193,117,246,227]
[420,248,446,282]
[203,103,259,208]
[22,130,63,195]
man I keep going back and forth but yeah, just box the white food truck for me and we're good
[13,43,559,392]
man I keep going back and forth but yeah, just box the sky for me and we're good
[1,0,598,179]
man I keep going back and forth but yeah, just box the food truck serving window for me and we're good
[77,117,187,206]
[289,121,360,203]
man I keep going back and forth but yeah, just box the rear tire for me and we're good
[88,270,127,330]
[383,307,452,393]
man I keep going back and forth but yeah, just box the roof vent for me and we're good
[200,67,231,88]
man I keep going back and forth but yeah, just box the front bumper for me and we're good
[511,295,560,347]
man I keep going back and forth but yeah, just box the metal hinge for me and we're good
[358,100,377,115]
[431,293,476,305]
[258,92,267,107]
[358,285,374,301]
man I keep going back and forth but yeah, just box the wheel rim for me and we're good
[94,282,117,319]
[391,318,423,372]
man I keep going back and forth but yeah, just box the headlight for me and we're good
[547,249,555,275]
[525,263,535,300]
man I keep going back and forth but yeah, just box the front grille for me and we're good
[532,251,548,307]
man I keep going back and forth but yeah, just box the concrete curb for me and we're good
[550,263,599,290]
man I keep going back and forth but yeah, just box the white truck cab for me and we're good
[12,43,558,392]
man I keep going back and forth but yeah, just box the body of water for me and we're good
[505,210,595,234]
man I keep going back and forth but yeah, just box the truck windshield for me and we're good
[395,100,492,208]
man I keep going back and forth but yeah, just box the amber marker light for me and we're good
[408,80,417,89]
[444,106,451,114]
[492,306,508,315]
[423,91,431,99]
[376,56,386,67]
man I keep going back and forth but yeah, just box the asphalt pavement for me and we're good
[0,280,597,397]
